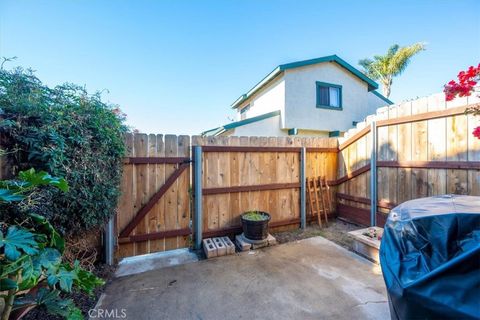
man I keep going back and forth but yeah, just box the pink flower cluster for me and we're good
[444,64,480,140]
[444,64,480,101]
[473,126,480,140]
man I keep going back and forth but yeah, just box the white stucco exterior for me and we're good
[284,62,383,132]
[237,75,286,127]
[223,114,288,136]
[203,56,392,137]
[219,115,332,137]
[233,62,388,135]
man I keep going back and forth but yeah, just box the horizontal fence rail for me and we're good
[336,98,479,227]
[114,98,479,259]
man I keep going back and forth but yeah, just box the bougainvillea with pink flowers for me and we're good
[444,64,480,139]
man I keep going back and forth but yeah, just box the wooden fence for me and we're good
[335,94,480,226]
[116,134,191,258]
[116,134,337,258]
[115,93,480,259]
[192,136,337,239]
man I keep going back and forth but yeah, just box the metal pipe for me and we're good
[193,146,203,250]
[370,121,377,226]
[105,216,114,265]
[300,147,307,229]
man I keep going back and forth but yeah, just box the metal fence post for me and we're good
[105,216,114,265]
[300,147,307,229]
[370,121,377,227]
[193,146,203,250]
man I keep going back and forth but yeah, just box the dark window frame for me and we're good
[316,81,343,110]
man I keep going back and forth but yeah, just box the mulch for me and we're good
[272,218,361,252]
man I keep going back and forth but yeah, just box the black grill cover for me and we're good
[379,195,480,320]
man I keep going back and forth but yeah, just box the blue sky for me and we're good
[1,0,479,134]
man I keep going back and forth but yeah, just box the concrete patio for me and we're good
[96,236,389,320]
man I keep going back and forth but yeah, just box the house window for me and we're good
[316,82,342,110]
[240,104,250,120]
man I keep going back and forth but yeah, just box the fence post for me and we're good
[300,147,306,229]
[370,121,377,227]
[193,146,203,250]
[104,216,114,265]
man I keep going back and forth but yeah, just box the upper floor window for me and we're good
[240,104,250,120]
[316,82,342,110]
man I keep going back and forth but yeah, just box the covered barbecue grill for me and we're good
[380,195,480,320]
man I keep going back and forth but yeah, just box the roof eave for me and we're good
[372,90,394,105]
[230,54,380,109]
[231,67,282,109]
[202,110,281,136]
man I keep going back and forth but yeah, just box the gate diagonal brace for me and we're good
[119,162,190,237]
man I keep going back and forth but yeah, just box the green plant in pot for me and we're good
[240,211,271,241]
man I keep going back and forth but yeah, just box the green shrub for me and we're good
[0,67,128,235]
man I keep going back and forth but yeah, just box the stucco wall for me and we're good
[220,115,330,137]
[367,92,389,112]
[237,75,286,127]
[225,114,288,136]
[284,62,380,132]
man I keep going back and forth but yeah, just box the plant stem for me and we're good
[1,290,15,320]
[1,273,18,320]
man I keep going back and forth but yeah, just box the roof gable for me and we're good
[232,55,379,109]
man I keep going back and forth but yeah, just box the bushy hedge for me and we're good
[0,67,128,235]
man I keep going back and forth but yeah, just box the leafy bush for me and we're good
[0,67,127,235]
[0,169,104,320]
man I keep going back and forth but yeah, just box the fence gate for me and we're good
[116,133,191,259]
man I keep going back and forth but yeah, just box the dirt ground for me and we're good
[273,218,360,251]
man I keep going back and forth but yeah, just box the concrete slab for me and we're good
[100,237,389,319]
[115,248,199,277]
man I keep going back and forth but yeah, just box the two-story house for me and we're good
[202,55,393,137]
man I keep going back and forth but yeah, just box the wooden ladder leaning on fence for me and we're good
[306,176,331,228]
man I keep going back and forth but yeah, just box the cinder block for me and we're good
[266,234,277,246]
[203,238,217,258]
[235,234,251,251]
[251,241,268,250]
[213,237,227,256]
[221,236,236,255]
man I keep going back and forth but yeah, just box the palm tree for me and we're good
[359,42,426,98]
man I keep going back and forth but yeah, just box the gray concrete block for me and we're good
[352,240,379,264]
[213,237,227,256]
[203,238,217,258]
[221,236,236,254]
[251,241,268,250]
[235,234,251,251]
[266,234,277,246]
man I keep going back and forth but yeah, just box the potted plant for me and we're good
[240,211,271,241]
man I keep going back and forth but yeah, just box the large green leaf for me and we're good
[0,188,24,203]
[0,278,18,290]
[30,213,65,252]
[19,248,62,290]
[0,226,39,260]
[16,287,83,319]
[18,168,69,192]
[47,265,78,292]
[0,255,29,278]
[19,256,39,290]
[75,267,105,295]
[34,248,62,270]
